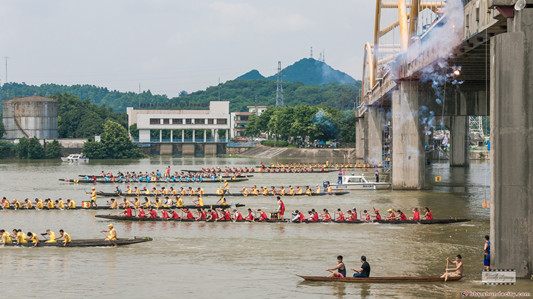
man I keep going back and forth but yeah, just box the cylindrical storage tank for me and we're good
[2,96,58,139]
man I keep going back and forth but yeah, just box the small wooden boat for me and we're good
[59,178,249,184]
[94,215,470,224]
[95,191,349,197]
[2,237,152,247]
[297,275,462,283]
[1,204,245,211]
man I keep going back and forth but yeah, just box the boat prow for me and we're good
[297,275,462,283]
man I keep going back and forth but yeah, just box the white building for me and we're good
[127,101,231,143]
[230,105,269,138]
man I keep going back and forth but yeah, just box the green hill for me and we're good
[236,69,265,80]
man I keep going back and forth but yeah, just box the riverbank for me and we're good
[231,145,357,160]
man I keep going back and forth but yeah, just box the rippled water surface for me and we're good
[1,157,531,298]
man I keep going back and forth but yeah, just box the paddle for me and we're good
[445,259,449,282]
[101,231,118,247]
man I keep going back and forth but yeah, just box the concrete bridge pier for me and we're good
[366,107,384,164]
[490,7,533,278]
[449,115,470,167]
[355,118,366,160]
[391,81,425,189]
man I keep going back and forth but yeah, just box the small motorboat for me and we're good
[61,154,89,163]
[325,174,391,190]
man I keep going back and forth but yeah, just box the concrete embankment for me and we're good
[237,145,356,160]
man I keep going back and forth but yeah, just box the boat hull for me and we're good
[59,178,249,184]
[96,191,349,197]
[1,204,245,211]
[330,183,391,190]
[95,215,470,224]
[297,275,462,283]
[2,237,152,247]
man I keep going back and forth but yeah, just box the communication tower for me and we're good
[275,61,284,107]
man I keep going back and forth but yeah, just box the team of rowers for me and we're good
[0,224,118,246]
[259,161,381,169]
[1,197,77,209]
[114,196,434,222]
[78,172,241,183]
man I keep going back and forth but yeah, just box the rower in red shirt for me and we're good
[276,197,285,218]
[397,209,407,220]
[148,208,158,218]
[307,209,319,222]
[222,209,232,221]
[122,207,133,217]
[335,208,345,222]
[161,209,170,219]
[361,210,371,221]
[196,208,207,221]
[386,209,396,221]
[345,210,355,222]
[321,209,332,222]
[257,209,269,222]
[410,208,420,220]
[350,208,358,221]
[171,210,180,219]
[137,208,146,218]
[423,207,433,220]
[184,209,195,220]
[372,208,382,221]
[245,208,255,221]
[233,209,243,221]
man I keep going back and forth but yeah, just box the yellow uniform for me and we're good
[25,201,33,209]
[110,201,118,209]
[155,199,162,208]
[36,200,44,209]
[47,201,55,209]
[106,228,117,241]
[176,196,183,207]
[91,191,97,202]
[3,201,10,208]
[127,187,133,194]
[252,189,259,195]
[280,188,286,195]
[17,232,28,244]
[163,188,169,195]
[243,189,250,196]
[57,200,65,209]
[13,200,22,209]
[2,232,12,244]
[30,234,38,244]
[63,233,71,245]
[45,232,57,243]
[144,189,150,195]
[196,197,204,207]
[68,200,76,209]
[133,199,140,208]
[315,187,321,194]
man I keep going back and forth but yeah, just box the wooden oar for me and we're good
[101,232,118,247]
[444,259,449,282]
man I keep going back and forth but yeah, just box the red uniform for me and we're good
[138,209,146,218]
[425,211,433,220]
[124,208,132,217]
[211,211,219,221]
[336,212,345,222]
[171,211,180,219]
[161,210,170,219]
[350,212,358,221]
[234,211,243,221]
[223,210,232,221]
[389,213,396,220]
[245,212,254,221]
[412,211,420,221]
[298,212,306,222]
[259,211,269,222]
[374,214,381,221]
[186,211,195,219]
[308,213,319,222]
[323,213,331,222]
[278,200,285,217]
[198,210,207,220]
[399,213,407,220]
[149,209,158,218]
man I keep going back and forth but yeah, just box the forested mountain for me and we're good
[236,69,265,80]
[1,80,361,113]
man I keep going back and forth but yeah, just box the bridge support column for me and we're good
[449,116,469,167]
[192,129,195,142]
[355,118,366,160]
[490,8,533,278]
[181,130,184,142]
[366,107,383,164]
[391,81,425,189]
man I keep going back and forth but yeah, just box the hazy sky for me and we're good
[0,1,375,97]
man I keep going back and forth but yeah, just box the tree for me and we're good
[0,117,5,138]
[16,138,30,158]
[82,120,144,159]
[0,141,16,158]
[28,138,45,159]
[45,140,62,158]
[129,123,139,139]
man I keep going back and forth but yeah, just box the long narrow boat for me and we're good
[297,275,462,283]
[1,204,245,211]
[78,174,254,178]
[184,169,338,174]
[1,237,152,247]
[95,215,470,224]
[59,178,249,184]
[95,191,350,197]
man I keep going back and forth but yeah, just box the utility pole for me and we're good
[4,57,8,83]
[138,83,141,108]
[310,46,313,59]
[275,61,284,107]
[218,77,221,101]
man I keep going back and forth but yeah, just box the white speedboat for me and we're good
[61,154,89,163]
[325,174,390,190]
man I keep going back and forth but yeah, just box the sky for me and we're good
[0,0,375,97]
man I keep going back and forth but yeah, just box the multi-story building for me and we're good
[230,105,268,138]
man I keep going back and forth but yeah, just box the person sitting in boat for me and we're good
[56,229,71,247]
[219,208,232,221]
[423,207,433,220]
[321,209,332,222]
[108,199,119,209]
[175,196,184,208]
[314,185,321,194]
[35,198,44,209]
[216,195,227,206]
[326,183,333,194]
[351,256,371,278]
[137,208,146,218]
[348,208,358,222]
[410,208,420,221]
[170,210,180,219]
[67,199,76,209]
[122,207,133,217]
[11,199,22,209]
[241,187,250,196]
[148,208,158,219]
[26,232,38,247]
[327,255,347,278]
[119,198,130,209]
[345,210,355,222]
[291,210,306,223]
[0,229,12,244]
[361,210,371,222]
[115,186,122,195]
[245,209,255,222]
[130,198,140,209]
[296,186,303,195]
[46,199,55,209]
[261,187,268,196]
[14,229,27,245]
[152,198,163,209]
[1,198,10,209]
[45,229,57,243]
[24,199,33,209]
[386,209,396,221]
[308,209,319,222]
[196,208,207,221]
[441,255,463,278]
[233,209,243,222]
[206,209,218,222]
[162,197,172,208]
[252,186,259,195]
[102,224,117,241]
[126,186,133,194]
[160,209,170,219]
[143,198,151,209]
[256,209,269,222]
[278,186,286,196]
[193,195,204,207]
[397,210,407,221]
[305,186,313,196]
[370,208,382,221]
[335,209,345,222]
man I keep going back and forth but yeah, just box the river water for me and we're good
[0,157,531,298]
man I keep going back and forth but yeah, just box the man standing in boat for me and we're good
[276,196,285,219]
[351,256,371,278]
[87,187,98,208]
[441,255,463,278]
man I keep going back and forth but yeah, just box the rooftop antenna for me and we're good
[275,61,284,107]
[322,50,326,63]
[310,46,313,59]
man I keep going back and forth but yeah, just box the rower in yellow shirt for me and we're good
[24,199,33,209]
[15,229,27,245]
[153,187,160,196]
[170,187,177,196]
[193,195,204,207]
[26,232,39,247]
[261,187,268,196]
[162,187,169,195]
[241,187,250,196]
[120,198,130,209]
[1,197,10,209]
[56,198,66,209]
[126,186,133,194]
[56,229,71,247]
[102,224,117,241]
[67,199,76,209]
[135,187,141,196]
[251,187,259,195]
[143,198,151,208]
[108,199,119,209]
[152,198,162,209]
[297,186,303,194]
[288,186,295,196]
[305,186,312,196]
[280,186,286,196]
[45,229,57,243]
[314,185,321,194]
[86,187,98,208]
[130,198,141,209]
[35,198,44,209]
[175,195,184,208]
[1,229,12,244]
[197,187,205,195]
[46,199,55,209]
[224,181,230,194]
[12,199,22,209]
[144,187,150,195]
